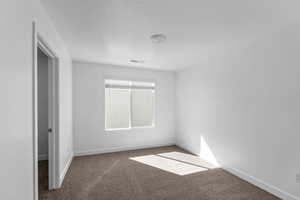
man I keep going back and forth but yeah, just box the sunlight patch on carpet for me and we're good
[158,151,218,169]
[130,154,207,175]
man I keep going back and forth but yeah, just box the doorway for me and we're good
[37,48,51,198]
[33,28,60,200]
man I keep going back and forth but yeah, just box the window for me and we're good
[105,79,155,130]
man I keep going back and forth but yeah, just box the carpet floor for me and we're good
[39,146,281,200]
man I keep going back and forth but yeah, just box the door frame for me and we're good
[32,21,60,200]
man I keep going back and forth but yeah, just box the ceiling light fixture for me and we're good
[150,34,167,43]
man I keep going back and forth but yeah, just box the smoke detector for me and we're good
[150,34,167,43]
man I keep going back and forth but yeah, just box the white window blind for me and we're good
[105,80,155,130]
[131,89,154,127]
[105,88,130,129]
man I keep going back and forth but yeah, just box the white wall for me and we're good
[73,61,175,155]
[176,24,300,199]
[36,3,73,181]
[0,1,72,199]
[38,49,49,161]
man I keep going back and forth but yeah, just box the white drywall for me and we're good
[37,5,73,181]
[176,24,300,199]
[0,1,72,199]
[38,49,49,161]
[37,1,74,186]
[73,61,175,155]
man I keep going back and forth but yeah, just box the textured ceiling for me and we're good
[41,0,300,70]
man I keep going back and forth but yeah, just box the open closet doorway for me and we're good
[34,30,60,200]
[37,47,50,196]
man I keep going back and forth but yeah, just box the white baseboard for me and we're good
[38,154,48,161]
[175,143,198,155]
[224,166,300,200]
[75,142,175,157]
[59,152,73,187]
[175,143,299,200]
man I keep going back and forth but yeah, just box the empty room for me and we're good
[1,0,300,200]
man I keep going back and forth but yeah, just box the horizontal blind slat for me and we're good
[105,80,155,90]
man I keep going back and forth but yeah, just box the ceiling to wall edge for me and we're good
[71,58,184,73]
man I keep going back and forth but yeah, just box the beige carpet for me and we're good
[39,146,281,200]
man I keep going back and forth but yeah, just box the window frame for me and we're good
[104,79,156,131]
